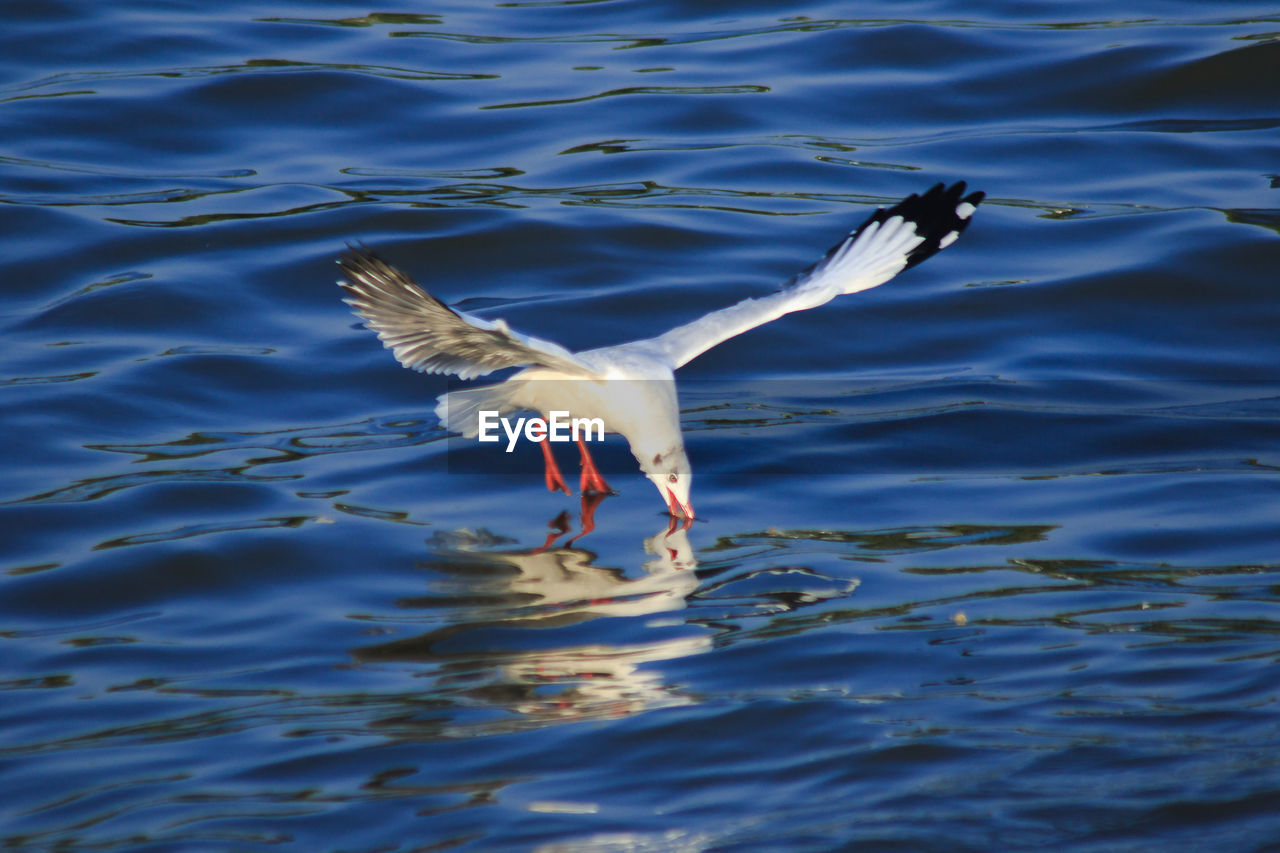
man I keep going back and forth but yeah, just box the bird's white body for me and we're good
[438,342,690,514]
[340,182,984,517]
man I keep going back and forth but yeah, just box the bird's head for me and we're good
[640,447,694,520]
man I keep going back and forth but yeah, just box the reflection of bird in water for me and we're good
[355,515,707,727]
[340,182,983,519]
[416,511,699,625]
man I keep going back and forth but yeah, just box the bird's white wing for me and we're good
[644,182,984,369]
[339,246,594,380]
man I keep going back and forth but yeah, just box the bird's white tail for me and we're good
[435,383,524,438]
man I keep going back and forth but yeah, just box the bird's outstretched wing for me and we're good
[338,245,593,380]
[644,182,984,369]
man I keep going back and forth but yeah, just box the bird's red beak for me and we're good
[666,488,695,520]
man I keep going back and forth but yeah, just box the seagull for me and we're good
[339,181,984,520]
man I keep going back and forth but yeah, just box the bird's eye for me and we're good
[668,473,678,483]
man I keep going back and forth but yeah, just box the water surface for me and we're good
[4,1,1280,850]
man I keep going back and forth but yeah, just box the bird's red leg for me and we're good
[576,437,612,495]
[539,437,571,495]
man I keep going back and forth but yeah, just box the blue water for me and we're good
[4,2,1280,850]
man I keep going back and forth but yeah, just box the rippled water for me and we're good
[4,2,1280,850]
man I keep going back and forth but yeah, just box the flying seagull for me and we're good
[339,181,984,519]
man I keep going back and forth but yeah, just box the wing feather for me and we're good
[338,246,592,380]
[645,182,984,369]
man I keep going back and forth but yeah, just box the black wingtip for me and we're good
[780,181,984,292]
[889,180,985,270]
